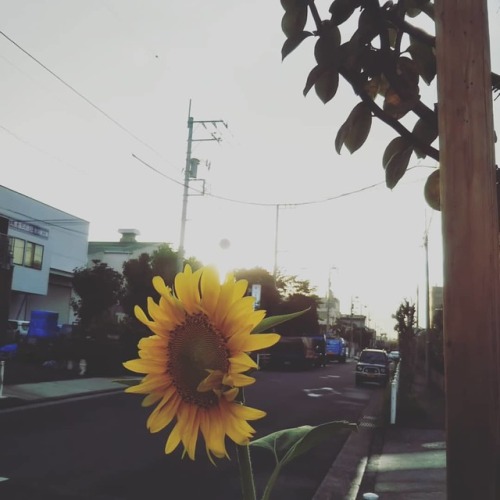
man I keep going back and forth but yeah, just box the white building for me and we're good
[1,185,89,324]
[87,229,169,273]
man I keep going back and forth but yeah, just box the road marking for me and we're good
[303,387,342,397]
[320,375,340,379]
[0,477,9,482]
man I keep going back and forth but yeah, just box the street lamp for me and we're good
[326,266,337,335]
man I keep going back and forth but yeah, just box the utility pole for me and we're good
[423,230,430,386]
[435,1,500,498]
[177,100,227,272]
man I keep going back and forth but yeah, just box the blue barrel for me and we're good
[28,311,59,338]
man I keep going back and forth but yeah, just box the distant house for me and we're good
[1,185,89,324]
[317,292,341,334]
[87,229,170,273]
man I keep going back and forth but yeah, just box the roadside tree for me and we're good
[71,260,124,329]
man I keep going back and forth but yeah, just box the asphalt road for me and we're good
[0,360,383,500]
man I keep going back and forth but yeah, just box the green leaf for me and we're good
[409,36,436,85]
[303,65,323,96]
[335,102,372,154]
[251,421,356,474]
[384,138,414,189]
[314,69,339,104]
[281,3,308,39]
[314,22,341,66]
[335,120,349,154]
[252,308,310,333]
[329,0,359,26]
[382,136,411,169]
[344,102,372,153]
[282,31,313,60]
[412,118,438,158]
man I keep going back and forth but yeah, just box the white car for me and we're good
[388,350,400,362]
[8,319,30,336]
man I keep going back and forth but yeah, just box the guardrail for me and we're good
[390,360,401,424]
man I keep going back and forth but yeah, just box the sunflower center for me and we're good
[168,312,229,408]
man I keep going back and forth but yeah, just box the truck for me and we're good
[266,336,322,369]
[325,336,347,363]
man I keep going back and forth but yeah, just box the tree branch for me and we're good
[340,68,440,162]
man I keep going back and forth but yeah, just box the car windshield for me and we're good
[359,351,387,364]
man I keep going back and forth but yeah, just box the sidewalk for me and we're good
[355,372,447,500]
[0,360,129,410]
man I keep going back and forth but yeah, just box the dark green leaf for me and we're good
[341,102,372,154]
[282,31,313,60]
[335,120,349,154]
[382,136,411,169]
[314,69,339,104]
[251,421,356,466]
[384,139,414,189]
[356,7,380,44]
[412,118,438,159]
[281,5,308,39]
[409,36,436,85]
[252,308,310,334]
[329,0,359,26]
[314,22,341,66]
[303,65,323,96]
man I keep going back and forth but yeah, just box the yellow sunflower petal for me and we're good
[223,411,254,445]
[175,265,201,314]
[123,359,166,374]
[220,296,258,335]
[178,403,199,460]
[223,372,255,387]
[134,305,152,326]
[229,403,267,421]
[233,278,248,301]
[152,276,171,298]
[197,369,224,392]
[229,352,258,369]
[147,297,177,330]
[165,422,182,455]
[138,335,168,350]
[228,333,281,353]
[147,393,181,433]
[200,267,220,316]
[142,392,163,407]
[222,388,239,402]
[159,295,185,324]
[201,408,228,459]
[125,374,170,394]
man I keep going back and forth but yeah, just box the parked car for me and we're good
[388,350,400,362]
[355,348,390,386]
[8,319,30,336]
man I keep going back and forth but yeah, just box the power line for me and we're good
[0,29,165,159]
[133,153,431,208]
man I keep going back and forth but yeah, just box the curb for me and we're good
[0,388,124,412]
[312,387,386,500]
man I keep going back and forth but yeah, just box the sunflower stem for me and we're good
[236,443,257,500]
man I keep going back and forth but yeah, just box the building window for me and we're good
[33,244,44,269]
[9,237,25,265]
[8,237,44,269]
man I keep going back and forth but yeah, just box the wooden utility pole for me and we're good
[435,1,500,498]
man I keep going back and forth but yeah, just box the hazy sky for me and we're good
[1,1,499,336]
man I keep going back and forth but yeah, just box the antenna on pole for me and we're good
[177,100,228,272]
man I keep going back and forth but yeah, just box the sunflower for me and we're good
[123,265,280,461]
